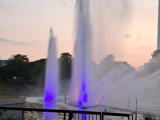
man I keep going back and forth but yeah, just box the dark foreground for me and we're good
[0,103,136,120]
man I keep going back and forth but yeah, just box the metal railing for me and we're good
[129,111,137,120]
[0,106,133,120]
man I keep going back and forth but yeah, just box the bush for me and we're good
[141,113,160,120]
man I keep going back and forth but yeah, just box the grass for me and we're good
[0,112,19,120]
[0,117,19,120]
[0,83,23,96]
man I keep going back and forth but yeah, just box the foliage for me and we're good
[0,55,46,85]
[59,52,72,79]
[152,50,160,58]
[30,59,46,77]
[29,59,46,85]
[0,53,73,95]
[2,54,30,83]
[0,75,3,83]
[141,113,160,120]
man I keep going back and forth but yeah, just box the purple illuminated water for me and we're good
[43,28,59,120]
[71,0,93,107]
[43,102,56,120]
[44,28,59,102]
[24,0,160,117]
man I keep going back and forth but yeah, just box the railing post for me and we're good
[101,113,103,120]
[135,99,138,120]
[22,110,24,120]
[135,111,137,120]
[64,112,66,120]
[68,111,73,120]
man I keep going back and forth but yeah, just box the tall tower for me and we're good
[157,0,160,50]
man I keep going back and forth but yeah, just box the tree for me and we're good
[0,65,3,82]
[59,53,72,79]
[30,59,46,85]
[152,50,160,58]
[3,54,30,84]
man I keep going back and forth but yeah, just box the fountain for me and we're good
[44,28,59,102]
[25,0,160,117]
[91,54,160,112]
[43,28,59,120]
[42,0,160,112]
[70,0,93,108]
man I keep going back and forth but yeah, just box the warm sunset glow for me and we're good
[0,0,158,67]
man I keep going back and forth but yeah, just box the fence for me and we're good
[0,106,136,120]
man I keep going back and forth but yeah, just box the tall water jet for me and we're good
[44,28,59,102]
[71,0,93,107]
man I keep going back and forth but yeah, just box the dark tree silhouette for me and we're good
[3,54,30,84]
[59,53,72,80]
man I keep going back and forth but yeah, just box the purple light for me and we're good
[102,96,105,100]
[44,92,56,102]
[43,28,58,120]
[44,28,58,103]
[78,100,83,107]
[83,94,88,103]
[44,75,57,102]
[43,102,56,120]
[77,71,89,107]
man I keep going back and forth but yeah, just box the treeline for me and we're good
[0,53,72,88]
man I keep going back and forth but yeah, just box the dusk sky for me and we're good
[0,0,158,67]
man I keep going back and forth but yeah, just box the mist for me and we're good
[90,0,133,63]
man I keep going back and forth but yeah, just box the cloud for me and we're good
[136,34,142,39]
[124,34,142,40]
[0,38,36,45]
[124,34,131,38]
[0,1,14,10]
[60,1,67,6]
[137,46,153,49]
